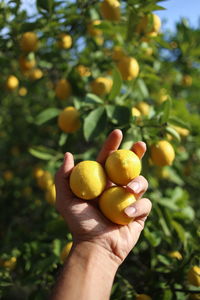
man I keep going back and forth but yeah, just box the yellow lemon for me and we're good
[19,55,36,72]
[0,257,17,270]
[6,75,19,90]
[76,65,91,77]
[188,266,200,287]
[105,149,141,185]
[168,251,183,260]
[100,0,120,22]
[136,294,152,300]
[117,56,139,80]
[37,171,53,190]
[150,140,175,167]
[55,79,72,100]
[132,107,141,118]
[28,68,43,80]
[33,167,44,179]
[20,32,38,52]
[182,74,192,87]
[57,33,72,49]
[112,46,126,61]
[70,161,107,200]
[87,20,103,36]
[18,87,28,96]
[3,170,14,181]
[99,186,136,225]
[136,14,161,35]
[58,106,80,133]
[136,101,150,116]
[45,184,56,205]
[60,242,73,262]
[91,77,113,96]
[172,125,189,137]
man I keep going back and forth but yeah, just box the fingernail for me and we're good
[124,206,136,217]
[127,182,140,193]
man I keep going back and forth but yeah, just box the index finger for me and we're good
[97,129,123,164]
[131,141,146,159]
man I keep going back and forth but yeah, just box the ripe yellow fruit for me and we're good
[182,75,192,87]
[91,77,113,96]
[105,149,141,185]
[58,106,80,133]
[37,171,53,190]
[172,125,189,137]
[136,294,152,300]
[60,242,73,262]
[76,65,91,77]
[45,184,56,205]
[20,32,38,53]
[33,167,44,179]
[99,186,136,225]
[5,75,19,90]
[18,87,28,96]
[136,14,161,35]
[19,55,36,72]
[57,33,72,49]
[150,140,175,167]
[55,79,72,100]
[100,0,120,22]
[87,20,102,36]
[168,251,183,260]
[136,101,150,116]
[112,46,126,61]
[70,161,107,200]
[28,68,43,80]
[0,257,17,270]
[188,266,200,287]
[132,107,141,118]
[3,170,14,181]
[117,56,139,80]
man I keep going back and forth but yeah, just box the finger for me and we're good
[60,152,74,179]
[124,198,152,219]
[131,141,146,159]
[97,129,123,164]
[125,175,148,199]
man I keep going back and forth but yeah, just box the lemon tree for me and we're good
[0,0,200,299]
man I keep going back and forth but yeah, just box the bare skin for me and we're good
[50,129,152,300]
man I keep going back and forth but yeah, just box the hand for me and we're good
[55,129,152,265]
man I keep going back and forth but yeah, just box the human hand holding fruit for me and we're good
[55,129,151,264]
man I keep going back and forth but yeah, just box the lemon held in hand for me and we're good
[70,161,107,200]
[105,149,141,185]
[99,186,136,225]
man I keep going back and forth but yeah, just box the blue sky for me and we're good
[14,0,200,31]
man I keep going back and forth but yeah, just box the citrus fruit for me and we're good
[87,20,102,36]
[91,77,113,96]
[58,106,80,133]
[45,184,56,205]
[37,170,53,190]
[112,46,125,61]
[18,87,28,96]
[57,33,72,49]
[99,186,136,225]
[136,101,150,116]
[28,68,43,80]
[19,55,36,72]
[20,32,38,52]
[69,161,107,200]
[188,266,200,286]
[136,14,161,35]
[150,140,175,167]
[0,257,17,270]
[55,79,72,100]
[5,75,19,90]
[132,107,141,118]
[100,0,120,22]
[136,294,152,300]
[105,149,141,185]
[76,65,91,77]
[168,251,182,260]
[60,242,73,262]
[172,125,189,137]
[117,56,139,80]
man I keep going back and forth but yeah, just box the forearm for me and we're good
[50,241,119,300]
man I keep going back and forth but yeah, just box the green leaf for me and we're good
[144,227,161,247]
[84,107,107,141]
[160,98,171,123]
[171,220,186,243]
[106,105,131,126]
[85,93,103,104]
[108,67,122,100]
[29,146,57,160]
[36,0,54,13]
[165,126,181,142]
[137,78,149,98]
[35,108,60,125]
[169,116,190,129]
[59,133,68,147]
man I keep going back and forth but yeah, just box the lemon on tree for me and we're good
[20,32,38,53]
[132,107,141,118]
[60,242,73,263]
[19,55,36,72]
[112,46,126,61]
[100,0,120,22]
[70,161,107,200]
[117,56,139,80]
[90,77,113,96]
[55,79,72,100]
[5,75,19,90]
[76,65,91,77]
[168,251,183,260]
[105,149,141,185]
[37,170,53,190]
[87,20,103,37]
[18,86,28,96]
[45,184,56,205]
[57,33,72,49]
[58,106,80,133]
[99,186,136,225]
[136,101,150,116]
[188,266,200,286]
[136,14,161,36]
[28,68,43,80]
[150,140,175,167]
[0,257,17,270]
